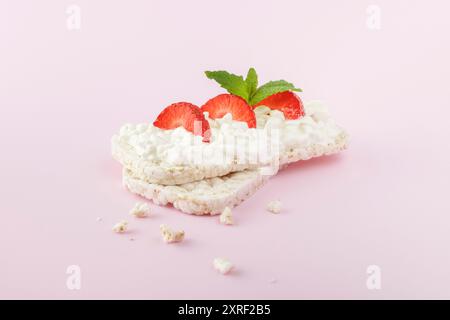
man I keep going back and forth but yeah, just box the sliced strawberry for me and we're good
[201,94,256,128]
[254,91,304,120]
[153,102,211,142]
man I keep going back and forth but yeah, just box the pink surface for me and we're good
[1,0,450,299]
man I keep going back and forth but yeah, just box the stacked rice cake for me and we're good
[112,101,348,215]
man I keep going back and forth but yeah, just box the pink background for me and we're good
[1,0,450,299]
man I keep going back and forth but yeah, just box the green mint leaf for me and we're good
[249,80,302,105]
[245,67,258,97]
[204,70,249,102]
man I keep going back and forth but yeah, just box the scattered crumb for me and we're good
[129,237,135,241]
[96,217,103,222]
[269,278,278,284]
[266,200,282,214]
[112,220,128,233]
[160,224,185,243]
[219,207,233,225]
[129,202,150,218]
[213,258,234,275]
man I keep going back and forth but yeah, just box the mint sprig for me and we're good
[249,80,301,105]
[204,68,302,106]
[245,67,258,97]
[204,71,249,102]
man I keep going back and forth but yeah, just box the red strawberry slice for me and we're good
[153,102,211,142]
[254,91,304,120]
[201,94,256,128]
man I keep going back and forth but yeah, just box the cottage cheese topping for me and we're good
[118,114,271,167]
[114,101,342,168]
